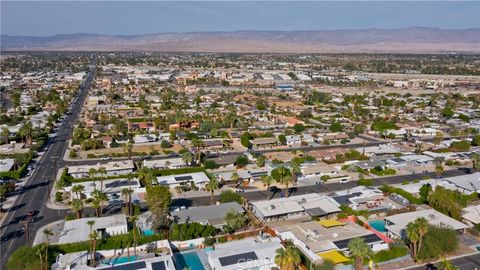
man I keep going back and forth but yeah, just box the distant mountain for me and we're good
[2,27,479,53]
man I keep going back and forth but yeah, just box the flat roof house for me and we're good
[385,209,468,239]
[143,158,187,170]
[67,160,135,179]
[298,162,339,180]
[442,173,480,194]
[251,137,278,149]
[58,214,128,244]
[0,158,14,172]
[207,236,282,270]
[170,202,244,228]
[64,178,141,200]
[156,172,210,188]
[250,193,341,222]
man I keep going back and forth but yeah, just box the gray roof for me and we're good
[171,202,244,226]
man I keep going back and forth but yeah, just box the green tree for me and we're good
[329,122,343,132]
[42,229,53,270]
[442,106,455,118]
[219,190,243,204]
[293,123,305,133]
[235,155,249,168]
[89,230,99,267]
[240,132,253,148]
[181,151,194,166]
[274,246,301,270]
[71,198,84,219]
[261,175,274,200]
[145,185,172,230]
[256,155,266,167]
[348,237,373,270]
[205,178,219,205]
[472,153,480,172]
[271,167,292,197]
[278,134,287,145]
[224,210,247,231]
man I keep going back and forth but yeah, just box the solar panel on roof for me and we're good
[151,261,166,270]
[175,176,193,181]
[218,251,258,267]
[105,180,138,188]
[333,234,382,249]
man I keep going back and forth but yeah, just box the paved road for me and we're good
[171,168,467,207]
[408,253,480,270]
[0,59,97,268]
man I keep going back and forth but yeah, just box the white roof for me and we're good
[385,209,468,237]
[207,237,282,270]
[58,214,127,244]
[443,173,480,193]
[0,158,14,172]
[143,158,186,169]
[156,172,210,186]
[251,193,340,218]
[462,205,480,225]
[68,160,135,174]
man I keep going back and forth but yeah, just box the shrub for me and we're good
[160,140,172,148]
[373,244,409,262]
[219,190,243,204]
[55,192,63,202]
[379,185,422,205]
[358,178,373,186]
[417,225,458,260]
[169,222,217,241]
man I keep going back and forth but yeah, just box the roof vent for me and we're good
[269,205,276,210]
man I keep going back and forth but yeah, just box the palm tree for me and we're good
[191,138,204,165]
[124,141,133,160]
[348,237,373,270]
[91,190,107,217]
[274,246,301,270]
[129,215,139,258]
[71,185,85,200]
[271,167,293,197]
[406,221,420,260]
[1,127,9,144]
[181,151,194,166]
[97,167,107,192]
[415,217,429,260]
[71,198,84,219]
[231,172,240,187]
[435,163,444,186]
[261,175,274,200]
[137,167,154,186]
[205,178,219,205]
[43,229,53,270]
[122,188,133,216]
[88,168,97,191]
[472,152,480,172]
[89,230,99,267]
[290,160,301,183]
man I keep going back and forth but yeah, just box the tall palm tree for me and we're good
[71,185,85,200]
[231,172,240,187]
[415,217,429,259]
[124,141,133,160]
[137,167,154,186]
[43,229,53,270]
[129,215,139,258]
[271,167,293,197]
[91,190,107,217]
[261,175,274,200]
[122,188,133,216]
[89,230,99,267]
[87,220,95,234]
[97,167,107,192]
[290,160,301,183]
[88,168,97,191]
[348,237,373,270]
[1,127,9,144]
[205,178,219,205]
[191,138,204,165]
[472,152,480,172]
[406,221,420,260]
[71,198,84,219]
[274,246,301,270]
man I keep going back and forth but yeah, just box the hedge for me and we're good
[373,244,409,263]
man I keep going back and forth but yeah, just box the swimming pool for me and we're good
[369,220,387,232]
[204,246,214,253]
[143,229,155,236]
[102,255,138,265]
[174,251,205,270]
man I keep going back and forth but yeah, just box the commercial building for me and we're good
[67,160,135,179]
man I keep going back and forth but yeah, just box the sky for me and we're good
[1,1,479,36]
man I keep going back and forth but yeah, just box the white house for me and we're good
[58,215,128,244]
[156,172,210,188]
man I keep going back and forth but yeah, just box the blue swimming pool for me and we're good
[369,220,387,232]
[102,255,138,265]
[143,229,154,236]
[174,251,205,270]
[204,246,214,253]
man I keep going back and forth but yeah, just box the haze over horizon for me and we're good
[2,1,479,36]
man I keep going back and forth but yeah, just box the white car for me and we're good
[340,179,349,184]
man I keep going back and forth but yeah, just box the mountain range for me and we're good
[2,27,479,53]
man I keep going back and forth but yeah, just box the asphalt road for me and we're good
[408,253,480,270]
[171,168,467,207]
[0,59,96,268]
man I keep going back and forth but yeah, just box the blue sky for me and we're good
[1,1,479,36]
